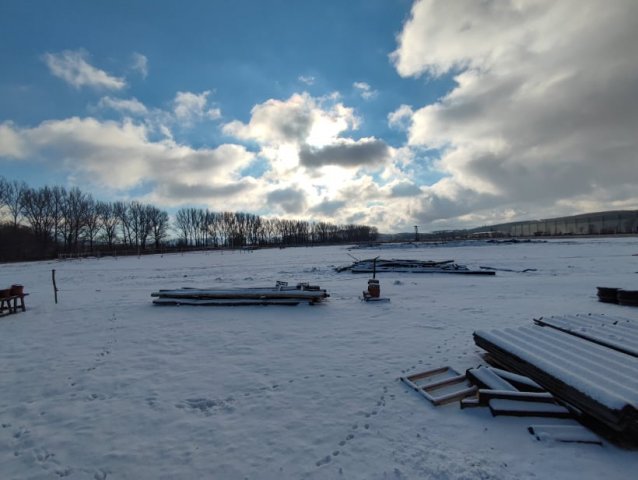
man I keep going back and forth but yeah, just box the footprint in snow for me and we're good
[177,397,235,415]
[94,468,108,480]
[55,467,72,477]
[13,427,29,439]
[33,447,55,463]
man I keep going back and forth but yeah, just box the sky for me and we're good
[1,0,637,233]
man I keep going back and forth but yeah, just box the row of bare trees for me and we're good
[0,177,378,261]
[0,177,169,260]
[173,208,377,247]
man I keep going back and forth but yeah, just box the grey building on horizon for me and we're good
[470,210,638,237]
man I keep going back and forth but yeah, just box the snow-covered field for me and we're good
[1,238,637,480]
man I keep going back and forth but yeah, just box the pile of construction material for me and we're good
[400,364,597,443]
[336,258,495,275]
[151,282,329,306]
[401,365,570,416]
[474,314,638,442]
[400,313,638,444]
[597,286,638,306]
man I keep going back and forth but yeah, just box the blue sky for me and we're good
[1,1,637,232]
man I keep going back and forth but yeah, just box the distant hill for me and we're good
[382,210,638,240]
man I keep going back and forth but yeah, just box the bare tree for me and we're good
[206,210,220,246]
[83,195,100,252]
[3,179,28,229]
[97,201,119,248]
[128,201,152,249]
[21,186,56,252]
[114,201,132,246]
[0,176,8,216]
[51,186,67,248]
[148,205,169,249]
[62,187,90,251]
[174,208,192,245]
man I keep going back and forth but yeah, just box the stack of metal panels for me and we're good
[474,322,638,439]
[336,258,495,275]
[151,283,330,306]
[533,314,638,357]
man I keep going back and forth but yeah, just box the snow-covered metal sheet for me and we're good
[474,326,638,437]
[534,314,638,357]
[151,287,328,300]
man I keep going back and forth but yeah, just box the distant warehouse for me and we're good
[469,210,638,237]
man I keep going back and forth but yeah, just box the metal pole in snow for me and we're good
[52,269,58,304]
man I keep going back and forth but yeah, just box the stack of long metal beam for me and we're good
[336,258,495,275]
[474,322,638,439]
[151,283,329,306]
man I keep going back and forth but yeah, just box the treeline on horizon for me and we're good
[0,176,378,262]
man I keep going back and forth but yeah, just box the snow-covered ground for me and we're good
[1,238,637,479]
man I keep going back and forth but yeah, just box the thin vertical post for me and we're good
[52,269,58,304]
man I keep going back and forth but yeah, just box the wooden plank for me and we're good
[485,367,544,392]
[431,386,478,406]
[488,399,572,418]
[528,424,602,445]
[477,389,555,406]
[460,397,482,409]
[405,366,452,382]
[466,366,518,391]
[422,374,467,391]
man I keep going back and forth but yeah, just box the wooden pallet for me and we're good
[400,366,478,406]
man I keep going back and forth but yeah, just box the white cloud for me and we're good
[131,53,148,78]
[0,118,257,209]
[42,50,126,90]
[1,89,424,231]
[98,96,148,116]
[0,122,27,158]
[388,104,414,130]
[353,82,378,100]
[299,138,391,169]
[95,91,220,132]
[223,92,358,147]
[389,0,638,226]
[298,75,315,85]
[219,92,412,227]
[173,91,221,123]
[266,187,308,214]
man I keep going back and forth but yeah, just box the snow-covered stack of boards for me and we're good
[474,314,638,441]
[336,258,495,275]
[151,282,329,306]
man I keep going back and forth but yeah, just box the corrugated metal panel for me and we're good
[474,326,638,437]
[533,314,638,357]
